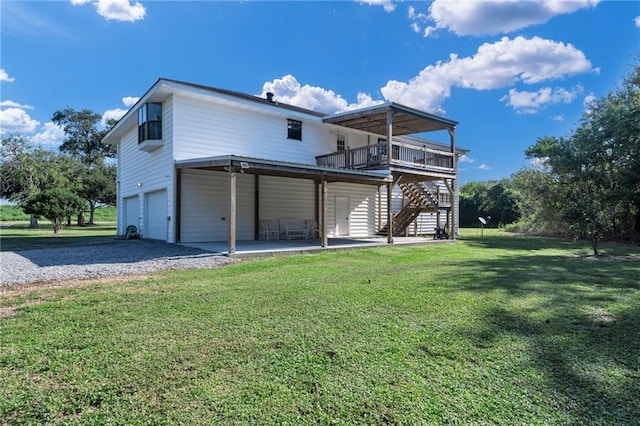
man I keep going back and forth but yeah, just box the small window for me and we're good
[336,133,346,151]
[287,119,302,141]
[138,102,163,143]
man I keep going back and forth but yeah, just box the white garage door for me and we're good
[145,189,167,241]
[123,195,139,230]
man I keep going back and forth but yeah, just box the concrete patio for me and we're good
[180,236,452,257]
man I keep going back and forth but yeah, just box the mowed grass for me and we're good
[1,231,639,424]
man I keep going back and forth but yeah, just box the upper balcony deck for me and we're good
[316,140,455,175]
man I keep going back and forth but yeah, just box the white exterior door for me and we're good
[123,195,139,231]
[145,189,167,240]
[335,196,350,236]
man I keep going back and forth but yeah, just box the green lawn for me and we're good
[0,222,116,252]
[1,231,639,424]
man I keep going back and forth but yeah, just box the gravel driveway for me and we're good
[0,239,234,287]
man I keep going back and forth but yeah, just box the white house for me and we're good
[103,78,468,253]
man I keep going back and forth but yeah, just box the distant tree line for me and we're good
[1,108,117,234]
[460,61,639,254]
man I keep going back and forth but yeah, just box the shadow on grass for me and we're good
[0,224,117,252]
[448,236,640,423]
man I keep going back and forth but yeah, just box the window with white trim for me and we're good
[337,133,346,151]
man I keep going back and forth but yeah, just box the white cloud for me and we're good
[71,0,145,22]
[259,37,593,117]
[0,100,33,109]
[101,108,127,127]
[635,16,640,27]
[30,122,65,148]
[380,36,594,113]
[0,108,40,134]
[0,68,15,82]
[500,85,583,114]
[259,75,383,114]
[459,154,474,163]
[551,114,564,121]
[101,96,139,126]
[360,0,396,13]
[122,96,140,107]
[478,164,491,171]
[414,0,600,38]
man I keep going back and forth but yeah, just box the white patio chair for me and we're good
[260,219,279,241]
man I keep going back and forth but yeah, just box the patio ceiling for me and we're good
[175,155,393,185]
[323,102,458,136]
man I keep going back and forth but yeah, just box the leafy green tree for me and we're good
[52,108,118,224]
[1,137,82,228]
[459,180,519,227]
[80,161,117,224]
[23,188,86,235]
[520,61,640,253]
[52,108,116,163]
[510,168,564,234]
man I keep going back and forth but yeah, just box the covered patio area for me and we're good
[181,236,452,257]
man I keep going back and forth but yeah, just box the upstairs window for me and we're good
[336,133,346,151]
[138,102,162,143]
[287,119,302,141]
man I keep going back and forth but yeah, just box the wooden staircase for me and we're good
[377,182,442,236]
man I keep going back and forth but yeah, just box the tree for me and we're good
[1,138,82,228]
[520,62,640,253]
[51,108,117,225]
[459,180,519,227]
[510,168,565,234]
[79,161,117,224]
[23,188,86,235]
[52,108,116,163]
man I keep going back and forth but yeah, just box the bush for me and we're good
[23,188,86,235]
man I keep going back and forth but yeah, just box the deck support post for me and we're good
[228,165,237,254]
[377,185,382,232]
[254,174,260,241]
[386,180,393,244]
[386,110,396,244]
[321,176,328,248]
[175,168,181,243]
[448,127,457,240]
[386,110,394,166]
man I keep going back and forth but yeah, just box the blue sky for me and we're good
[1,0,638,184]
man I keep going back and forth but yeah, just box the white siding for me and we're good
[118,97,175,242]
[327,183,378,237]
[172,95,335,164]
[180,169,254,243]
[259,176,315,221]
